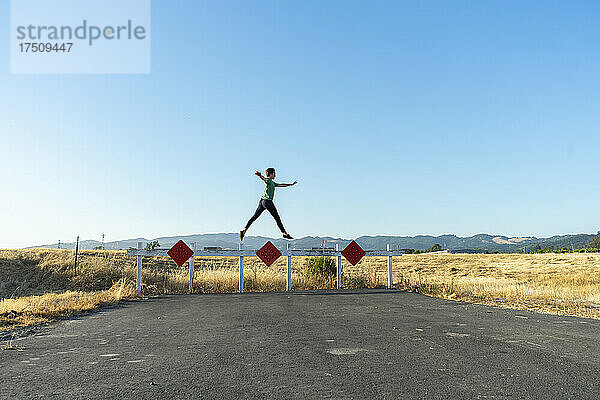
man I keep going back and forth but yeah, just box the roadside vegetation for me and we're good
[1,247,600,332]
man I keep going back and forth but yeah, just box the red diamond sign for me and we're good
[341,240,365,266]
[168,240,194,267]
[256,241,281,267]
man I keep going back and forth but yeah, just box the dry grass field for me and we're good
[1,249,600,332]
[373,253,600,318]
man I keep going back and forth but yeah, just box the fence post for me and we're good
[336,243,342,289]
[136,242,143,292]
[189,242,196,293]
[239,243,244,293]
[74,235,79,274]
[286,243,292,291]
[387,244,393,289]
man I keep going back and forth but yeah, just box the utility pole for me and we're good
[101,233,105,250]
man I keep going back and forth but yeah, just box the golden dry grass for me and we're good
[0,280,139,332]
[385,253,600,318]
[1,249,600,332]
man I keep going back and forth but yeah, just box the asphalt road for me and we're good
[2,290,600,399]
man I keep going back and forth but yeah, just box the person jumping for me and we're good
[240,167,297,241]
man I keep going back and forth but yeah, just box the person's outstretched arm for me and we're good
[255,171,268,183]
[276,181,298,188]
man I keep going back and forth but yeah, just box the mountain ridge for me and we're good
[29,232,596,253]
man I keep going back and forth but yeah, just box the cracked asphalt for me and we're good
[2,289,600,399]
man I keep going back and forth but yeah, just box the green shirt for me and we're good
[261,178,276,200]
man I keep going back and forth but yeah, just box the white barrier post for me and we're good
[336,243,342,289]
[286,243,292,291]
[239,243,244,293]
[136,242,142,292]
[189,242,196,293]
[387,244,393,289]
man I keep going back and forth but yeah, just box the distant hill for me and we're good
[30,233,597,253]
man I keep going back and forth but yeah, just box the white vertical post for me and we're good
[336,243,342,289]
[239,243,244,293]
[387,244,393,289]
[136,242,142,292]
[189,242,196,293]
[286,243,292,291]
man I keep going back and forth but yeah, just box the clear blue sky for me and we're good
[2,0,599,248]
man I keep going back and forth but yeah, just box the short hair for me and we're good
[266,167,276,176]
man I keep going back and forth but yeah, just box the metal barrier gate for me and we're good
[126,240,403,293]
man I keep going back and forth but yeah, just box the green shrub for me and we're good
[145,241,160,251]
[303,256,336,279]
[426,243,442,252]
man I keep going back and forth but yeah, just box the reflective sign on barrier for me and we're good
[341,240,365,266]
[168,240,194,267]
[256,241,281,266]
